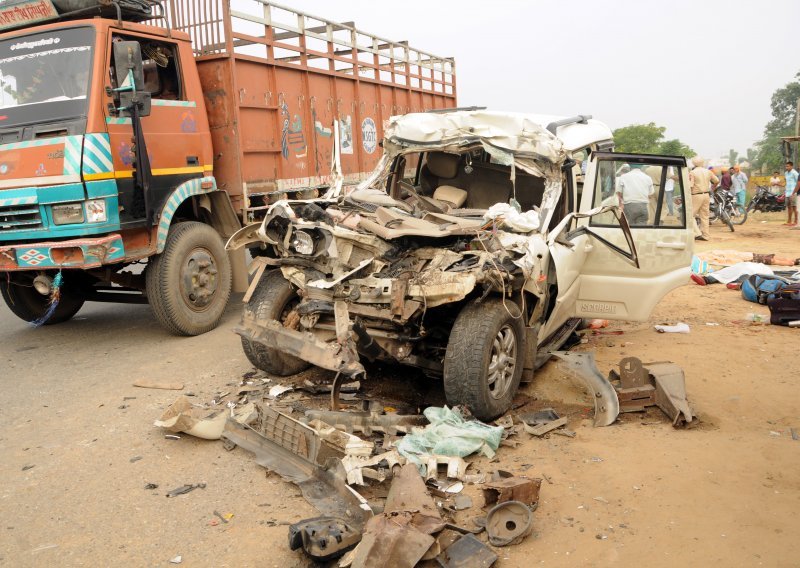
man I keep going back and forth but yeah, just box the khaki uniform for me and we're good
[690,167,719,239]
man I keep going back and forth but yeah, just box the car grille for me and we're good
[0,204,43,232]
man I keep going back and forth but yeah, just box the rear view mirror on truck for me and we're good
[112,40,151,117]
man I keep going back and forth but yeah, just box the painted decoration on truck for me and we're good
[361,117,377,154]
[340,115,353,155]
[278,93,307,159]
[82,133,113,176]
[0,0,57,31]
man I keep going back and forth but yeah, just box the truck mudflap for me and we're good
[235,311,365,378]
[0,233,126,271]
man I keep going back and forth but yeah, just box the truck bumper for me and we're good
[0,234,126,271]
[235,312,365,377]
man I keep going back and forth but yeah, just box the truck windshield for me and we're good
[0,26,94,127]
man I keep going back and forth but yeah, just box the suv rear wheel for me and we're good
[443,298,525,421]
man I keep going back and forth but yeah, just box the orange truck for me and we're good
[0,0,455,333]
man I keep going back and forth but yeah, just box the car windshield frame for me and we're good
[0,26,94,128]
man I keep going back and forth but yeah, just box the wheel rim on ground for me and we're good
[488,324,517,400]
[180,247,219,312]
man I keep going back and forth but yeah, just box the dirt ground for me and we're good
[1,213,799,567]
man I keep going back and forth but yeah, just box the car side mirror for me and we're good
[112,41,151,118]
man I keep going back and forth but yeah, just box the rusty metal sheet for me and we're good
[437,533,497,568]
[349,513,435,568]
[482,477,542,508]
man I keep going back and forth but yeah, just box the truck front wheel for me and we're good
[443,298,525,421]
[1,275,85,325]
[146,221,232,336]
[240,270,309,376]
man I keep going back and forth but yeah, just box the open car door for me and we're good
[565,152,693,321]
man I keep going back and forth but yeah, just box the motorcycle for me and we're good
[708,188,735,231]
[745,185,787,218]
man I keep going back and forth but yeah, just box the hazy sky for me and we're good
[286,0,797,160]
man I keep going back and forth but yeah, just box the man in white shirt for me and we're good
[616,165,654,225]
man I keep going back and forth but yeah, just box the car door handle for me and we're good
[656,241,685,250]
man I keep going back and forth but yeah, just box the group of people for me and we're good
[690,158,799,240]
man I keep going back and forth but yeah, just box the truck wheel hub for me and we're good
[181,248,218,309]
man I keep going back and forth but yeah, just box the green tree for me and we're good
[754,71,800,173]
[659,138,695,157]
[728,149,739,166]
[612,122,666,154]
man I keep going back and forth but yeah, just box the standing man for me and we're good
[719,167,734,197]
[732,164,748,210]
[616,164,654,225]
[785,161,799,226]
[690,156,719,241]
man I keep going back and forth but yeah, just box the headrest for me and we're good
[425,152,459,179]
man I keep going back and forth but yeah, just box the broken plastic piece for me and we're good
[485,500,533,546]
[523,416,568,436]
[165,483,206,498]
[550,352,620,427]
[288,517,361,562]
[154,396,255,440]
[303,409,426,436]
[517,408,560,426]
[654,322,690,333]
[268,384,294,398]
[133,380,184,390]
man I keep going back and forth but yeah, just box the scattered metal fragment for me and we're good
[299,380,361,396]
[213,511,230,524]
[427,478,464,497]
[609,357,694,426]
[348,464,444,568]
[165,434,181,440]
[288,517,361,561]
[482,476,542,508]
[517,408,560,426]
[523,416,568,437]
[21,464,34,471]
[485,500,533,546]
[791,428,799,441]
[132,380,184,390]
[144,483,158,490]
[437,533,497,567]
[303,409,426,436]
[423,455,469,482]
[453,494,473,511]
[165,483,206,498]
[550,351,620,426]
[220,405,372,527]
[129,456,143,463]
[169,555,182,564]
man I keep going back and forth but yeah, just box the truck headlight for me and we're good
[52,203,84,225]
[85,200,107,223]
[291,230,315,255]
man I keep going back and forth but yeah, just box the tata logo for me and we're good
[47,149,64,160]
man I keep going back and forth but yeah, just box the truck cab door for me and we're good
[568,152,693,321]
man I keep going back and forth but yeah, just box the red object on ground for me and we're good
[727,282,740,290]
[588,319,609,329]
[691,274,707,286]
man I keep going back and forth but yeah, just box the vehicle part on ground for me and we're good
[517,408,561,425]
[422,455,469,481]
[154,396,255,440]
[303,409,426,436]
[485,500,534,547]
[609,357,695,427]
[436,533,498,567]
[239,270,310,375]
[220,405,372,527]
[287,517,361,562]
[523,416,569,436]
[165,483,206,497]
[444,298,526,421]
[1,273,85,325]
[482,476,542,508]
[346,464,444,568]
[340,450,404,486]
[146,222,232,336]
[550,351,620,426]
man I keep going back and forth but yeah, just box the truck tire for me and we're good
[443,298,525,421]
[146,221,232,336]
[240,270,309,376]
[1,278,84,325]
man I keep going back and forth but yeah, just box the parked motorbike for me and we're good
[745,185,787,218]
[708,189,735,231]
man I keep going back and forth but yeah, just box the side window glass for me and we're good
[591,159,685,228]
[110,36,182,100]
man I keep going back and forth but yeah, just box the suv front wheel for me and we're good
[443,298,525,421]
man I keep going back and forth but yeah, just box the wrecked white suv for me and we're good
[228,111,693,420]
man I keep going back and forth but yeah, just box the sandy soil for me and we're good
[1,213,798,567]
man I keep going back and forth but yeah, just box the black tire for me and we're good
[240,270,309,376]
[1,276,84,325]
[145,221,232,336]
[731,204,748,225]
[443,298,525,421]
[721,209,735,232]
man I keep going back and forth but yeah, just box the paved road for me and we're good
[0,296,316,567]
